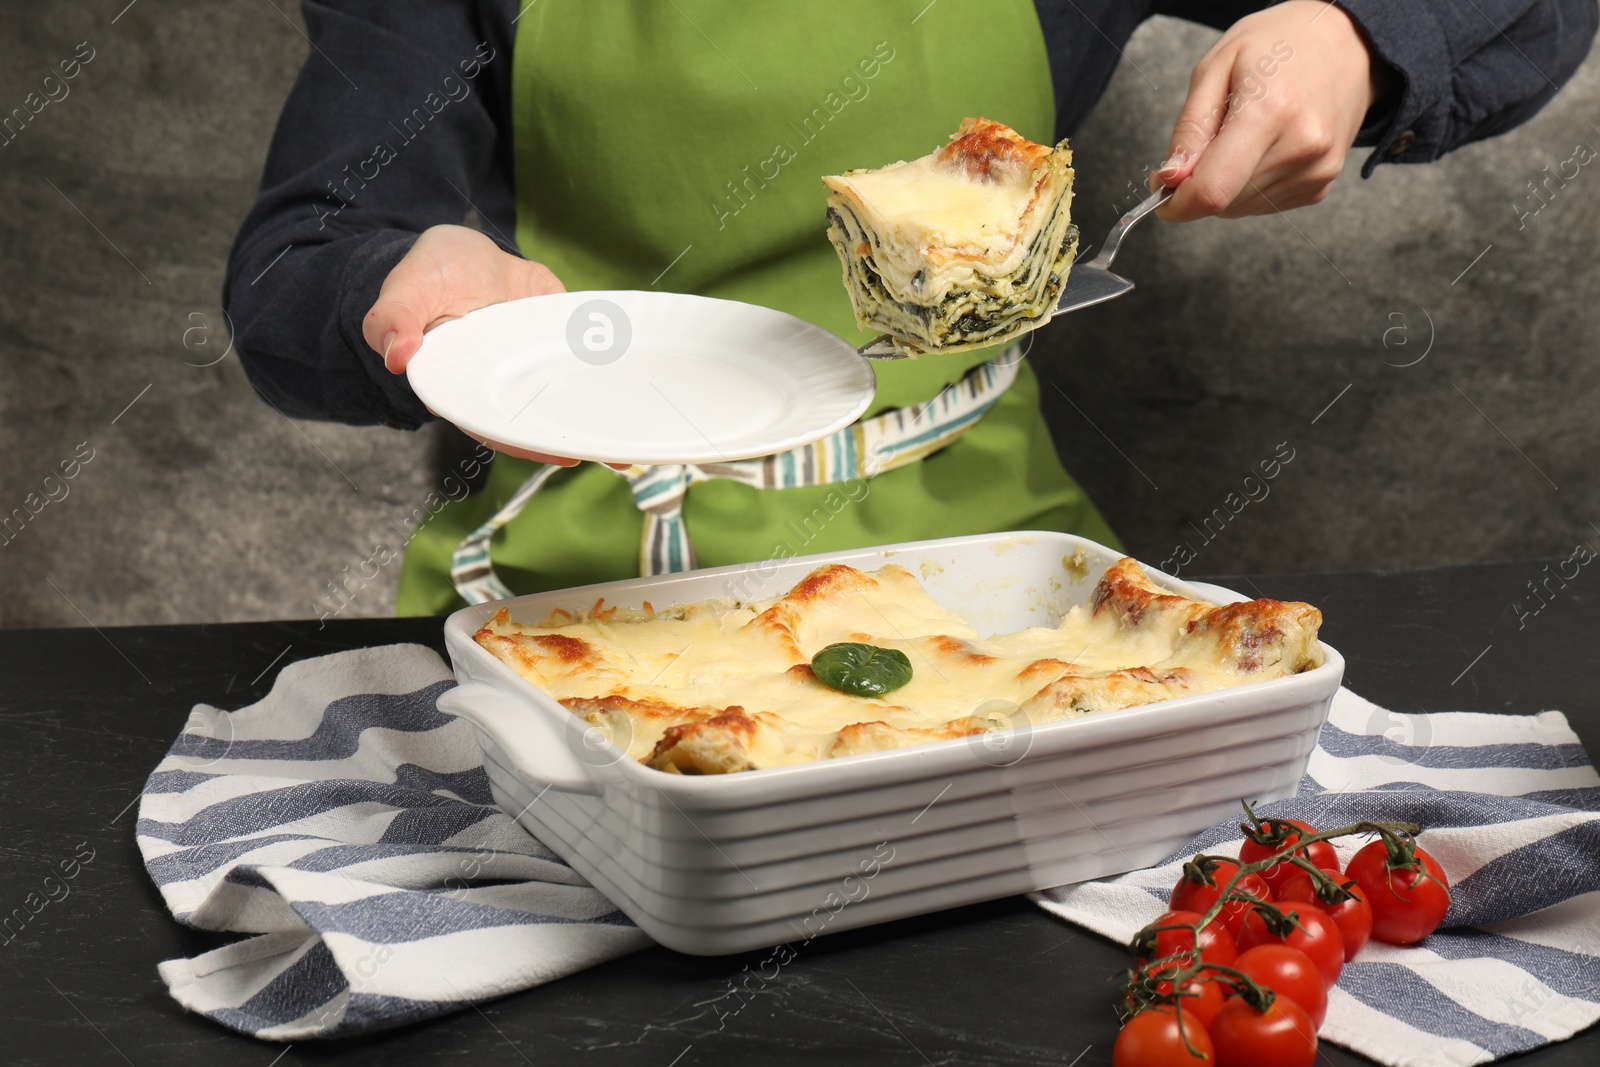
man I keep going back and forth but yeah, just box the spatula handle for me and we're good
[1090,185,1173,270]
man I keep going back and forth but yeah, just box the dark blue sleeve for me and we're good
[1337,0,1598,175]
[222,0,521,430]
[1145,1,1599,176]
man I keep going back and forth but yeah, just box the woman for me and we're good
[225,0,1595,615]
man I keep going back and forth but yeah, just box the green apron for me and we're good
[395,0,1118,616]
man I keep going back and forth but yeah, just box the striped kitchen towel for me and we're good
[1036,687,1600,1067]
[140,644,1600,1053]
[135,644,650,1040]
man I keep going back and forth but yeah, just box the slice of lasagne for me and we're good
[471,558,1325,776]
[823,117,1079,354]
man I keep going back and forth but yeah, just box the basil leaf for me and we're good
[810,642,913,697]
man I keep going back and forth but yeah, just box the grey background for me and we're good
[1,2,1595,628]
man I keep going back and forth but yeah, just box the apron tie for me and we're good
[450,348,1021,605]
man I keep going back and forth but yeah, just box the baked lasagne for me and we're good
[823,117,1079,354]
[472,558,1324,775]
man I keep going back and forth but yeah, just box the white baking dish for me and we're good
[438,531,1344,954]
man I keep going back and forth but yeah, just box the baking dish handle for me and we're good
[437,683,602,796]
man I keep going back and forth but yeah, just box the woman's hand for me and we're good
[364,224,601,466]
[1152,1,1396,222]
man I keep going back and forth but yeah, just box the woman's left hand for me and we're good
[1152,0,1397,222]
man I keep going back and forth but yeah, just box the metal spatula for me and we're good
[857,185,1174,360]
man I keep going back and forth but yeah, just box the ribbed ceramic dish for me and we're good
[438,532,1344,955]
[406,290,876,465]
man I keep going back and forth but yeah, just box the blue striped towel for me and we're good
[136,644,650,1040]
[140,645,1600,1055]
[1036,687,1600,1067]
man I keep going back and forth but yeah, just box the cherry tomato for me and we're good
[1155,975,1227,1029]
[1345,840,1451,945]
[1171,859,1274,938]
[1136,910,1240,970]
[1238,818,1341,894]
[1209,994,1318,1067]
[1278,872,1374,961]
[1237,905,1344,987]
[1230,945,1328,1028]
[1113,1005,1214,1067]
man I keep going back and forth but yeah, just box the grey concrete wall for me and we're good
[1044,20,1600,579]
[1,5,1596,628]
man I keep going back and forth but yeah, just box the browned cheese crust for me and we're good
[471,557,1323,775]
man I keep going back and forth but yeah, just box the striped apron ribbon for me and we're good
[450,348,1022,605]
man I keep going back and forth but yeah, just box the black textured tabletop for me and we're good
[2,559,1595,1066]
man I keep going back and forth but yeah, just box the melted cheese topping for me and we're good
[827,154,1043,264]
[473,558,1325,775]
[822,117,1078,352]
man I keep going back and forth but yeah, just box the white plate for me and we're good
[406,290,877,465]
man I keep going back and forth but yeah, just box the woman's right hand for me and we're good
[364,224,597,466]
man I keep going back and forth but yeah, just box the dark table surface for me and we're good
[2,558,1596,1067]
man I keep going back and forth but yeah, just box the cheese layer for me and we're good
[823,116,1078,353]
[472,558,1325,775]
